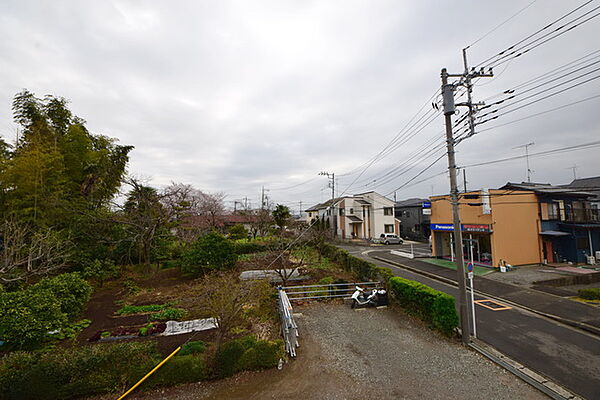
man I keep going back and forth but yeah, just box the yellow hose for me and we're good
[116,346,181,400]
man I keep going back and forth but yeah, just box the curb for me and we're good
[371,255,600,337]
[468,339,583,400]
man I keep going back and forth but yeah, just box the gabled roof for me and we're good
[500,182,595,197]
[565,176,600,199]
[305,197,345,212]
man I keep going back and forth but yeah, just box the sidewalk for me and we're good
[371,250,600,335]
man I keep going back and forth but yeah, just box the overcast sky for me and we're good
[1,0,598,211]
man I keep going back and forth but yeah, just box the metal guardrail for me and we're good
[277,282,381,356]
[282,281,380,301]
[277,288,299,357]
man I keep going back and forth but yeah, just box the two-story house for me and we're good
[394,198,431,241]
[305,191,399,240]
[429,182,599,267]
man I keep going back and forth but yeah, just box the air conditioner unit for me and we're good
[595,251,600,261]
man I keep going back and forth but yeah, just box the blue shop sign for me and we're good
[430,223,453,231]
[422,201,431,208]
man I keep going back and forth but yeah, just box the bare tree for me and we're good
[247,208,273,239]
[198,191,226,230]
[0,217,71,283]
[195,272,254,346]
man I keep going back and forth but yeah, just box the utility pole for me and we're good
[567,164,578,180]
[441,68,471,344]
[440,51,493,344]
[463,168,468,193]
[261,187,270,210]
[299,201,303,218]
[319,171,336,235]
[319,171,335,200]
[513,142,535,182]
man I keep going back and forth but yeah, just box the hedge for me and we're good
[578,287,600,300]
[388,276,459,335]
[0,342,159,400]
[215,335,284,378]
[318,242,393,283]
[0,336,282,399]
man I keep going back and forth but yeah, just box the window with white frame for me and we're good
[384,224,394,233]
[384,207,393,216]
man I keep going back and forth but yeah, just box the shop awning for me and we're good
[539,230,570,237]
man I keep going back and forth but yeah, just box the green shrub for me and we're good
[214,339,247,378]
[234,241,268,255]
[0,342,160,399]
[578,287,600,300]
[389,276,458,335]
[33,272,92,320]
[179,340,206,356]
[47,319,91,341]
[214,336,283,378]
[317,242,391,282]
[123,279,141,295]
[182,232,238,276]
[82,259,120,286]
[141,354,208,390]
[237,339,283,370]
[228,224,249,240]
[0,288,67,348]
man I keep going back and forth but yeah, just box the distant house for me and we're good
[394,198,431,241]
[305,191,400,240]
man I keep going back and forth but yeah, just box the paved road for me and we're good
[340,244,600,400]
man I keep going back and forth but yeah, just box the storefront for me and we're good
[431,223,493,266]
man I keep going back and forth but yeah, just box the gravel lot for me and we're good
[122,302,547,400]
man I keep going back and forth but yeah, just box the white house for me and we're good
[305,191,400,240]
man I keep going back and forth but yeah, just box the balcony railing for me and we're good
[548,208,599,223]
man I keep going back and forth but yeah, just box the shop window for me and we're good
[384,224,394,233]
[384,207,393,216]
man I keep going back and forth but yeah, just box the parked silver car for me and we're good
[376,233,403,245]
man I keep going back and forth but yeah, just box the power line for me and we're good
[459,140,600,169]
[468,0,538,48]
[476,93,600,134]
[478,48,600,102]
[486,6,600,70]
[475,0,597,68]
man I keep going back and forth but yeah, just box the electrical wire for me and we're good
[476,93,600,134]
[468,0,538,48]
[475,0,597,68]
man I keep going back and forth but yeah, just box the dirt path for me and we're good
[119,302,546,400]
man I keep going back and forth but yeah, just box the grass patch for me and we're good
[116,303,171,315]
[149,307,187,321]
[422,258,493,276]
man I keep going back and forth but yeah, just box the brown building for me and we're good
[430,183,600,267]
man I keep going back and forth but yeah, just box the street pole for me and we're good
[441,68,471,344]
[463,168,467,193]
